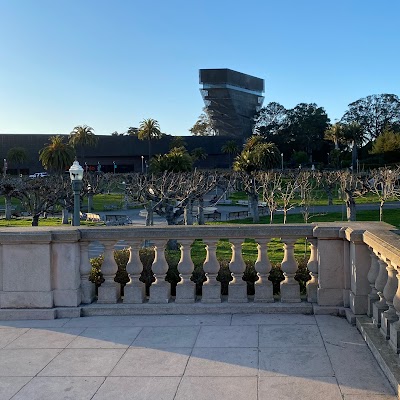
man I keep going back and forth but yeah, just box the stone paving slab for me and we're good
[111,347,191,377]
[259,346,334,377]
[0,314,397,399]
[258,376,344,400]
[11,377,105,400]
[0,328,29,348]
[4,328,84,349]
[92,377,181,400]
[67,327,142,349]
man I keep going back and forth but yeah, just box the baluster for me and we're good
[228,238,248,303]
[202,240,221,303]
[148,239,170,303]
[306,238,318,303]
[254,238,273,303]
[389,264,400,353]
[372,254,389,327]
[380,259,398,339]
[176,239,195,303]
[79,241,95,304]
[124,240,145,303]
[367,250,380,317]
[97,241,120,303]
[280,238,301,303]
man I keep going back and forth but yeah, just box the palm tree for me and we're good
[7,147,28,176]
[191,147,207,162]
[69,125,98,162]
[233,138,280,173]
[324,123,345,150]
[221,140,239,168]
[138,118,162,161]
[39,135,76,174]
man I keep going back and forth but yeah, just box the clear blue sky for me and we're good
[0,0,399,136]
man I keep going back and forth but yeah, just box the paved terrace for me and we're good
[0,313,397,400]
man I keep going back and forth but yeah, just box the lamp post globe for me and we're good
[69,160,84,226]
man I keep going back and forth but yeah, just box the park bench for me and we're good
[204,211,221,221]
[227,210,249,220]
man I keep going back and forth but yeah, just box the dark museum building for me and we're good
[0,134,242,175]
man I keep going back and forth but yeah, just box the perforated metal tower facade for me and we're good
[199,69,264,138]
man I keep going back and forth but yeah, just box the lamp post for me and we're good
[141,156,144,173]
[69,160,84,226]
[87,183,93,213]
[281,153,283,171]
[3,159,7,177]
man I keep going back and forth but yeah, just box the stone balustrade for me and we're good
[0,223,399,334]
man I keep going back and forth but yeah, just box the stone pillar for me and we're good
[124,240,146,304]
[51,234,82,307]
[372,255,389,327]
[389,265,400,353]
[148,240,170,304]
[254,238,273,303]
[202,240,221,303]
[280,238,300,303]
[342,235,351,307]
[228,239,248,303]
[79,241,95,304]
[306,239,318,303]
[176,239,196,303]
[380,259,398,339]
[314,227,345,306]
[367,250,380,317]
[348,230,371,315]
[97,241,120,304]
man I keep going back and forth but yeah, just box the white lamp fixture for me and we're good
[69,160,84,182]
[69,160,84,226]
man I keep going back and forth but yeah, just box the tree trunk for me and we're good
[197,197,205,225]
[269,210,274,224]
[32,213,40,226]
[327,190,333,206]
[5,196,12,220]
[249,194,259,223]
[184,200,193,225]
[345,190,356,221]
[380,200,384,222]
[145,200,153,226]
[62,208,69,224]
[283,209,288,224]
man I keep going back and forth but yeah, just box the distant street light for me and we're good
[3,159,7,177]
[87,183,93,213]
[281,153,283,171]
[113,161,117,174]
[141,156,144,173]
[69,160,84,226]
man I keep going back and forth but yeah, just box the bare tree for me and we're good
[0,176,21,220]
[260,171,282,224]
[365,167,400,221]
[14,176,65,226]
[278,172,299,224]
[317,171,339,206]
[337,170,367,221]
[297,171,321,223]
